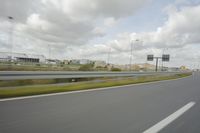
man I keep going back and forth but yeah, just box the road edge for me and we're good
[0,74,192,102]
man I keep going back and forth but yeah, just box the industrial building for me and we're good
[0,52,46,63]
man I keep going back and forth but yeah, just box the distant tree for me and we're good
[111,67,121,71]
[94,66,108,71]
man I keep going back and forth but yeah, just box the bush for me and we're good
[111,67,121,71]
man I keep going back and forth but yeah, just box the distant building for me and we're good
[69,59,80,65]
[138,63,155,71]
[63,60,70,65]
[79,59,92,65]
[94,60,106,68]
[0,52,45,63]
[180,66,187,70]
[69,59,92,65]
[168,67,180,72]
[46,59,61,65]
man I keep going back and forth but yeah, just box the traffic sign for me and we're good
[162,54,170,62]
[147,55,154,61]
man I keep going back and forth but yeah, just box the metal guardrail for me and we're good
[0,71,182,80]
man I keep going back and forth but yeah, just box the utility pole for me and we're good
[48,44,51,59]
[155,57,159,72]
[107,47,111,65]
[161,48,168,71]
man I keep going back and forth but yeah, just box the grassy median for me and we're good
[0,73,192,99]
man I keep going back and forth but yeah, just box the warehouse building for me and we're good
[0,52,46,63]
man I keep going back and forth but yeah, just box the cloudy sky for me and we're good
[0,0,200,68]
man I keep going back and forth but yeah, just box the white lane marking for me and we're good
[0,75,191,102]
[143,101,195,133]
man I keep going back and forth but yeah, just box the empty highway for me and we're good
[0,72,200,133]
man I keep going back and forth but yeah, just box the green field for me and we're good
[0,73,192,99]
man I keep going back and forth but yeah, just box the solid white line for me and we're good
[143,101,195,133]
[0,75,191,102]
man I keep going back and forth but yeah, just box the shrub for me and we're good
[111,67,121,71]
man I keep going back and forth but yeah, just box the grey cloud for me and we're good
[91,0,150,18]
[0,0,41,23]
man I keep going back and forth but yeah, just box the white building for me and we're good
[63,60,70,65]
[79,59,92,65]
[45,59,61,65]
[69,59,92,65]
[94,60,106,68]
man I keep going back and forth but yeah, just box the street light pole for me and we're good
[129,39,139,71]
[8,16,14,62]
[129,40,133,71]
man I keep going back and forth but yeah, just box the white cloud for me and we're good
[79,4,200,66]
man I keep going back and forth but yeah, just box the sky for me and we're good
[0,0,200,68]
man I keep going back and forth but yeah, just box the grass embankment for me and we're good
[0,73,192,99]
[0,78,95,87]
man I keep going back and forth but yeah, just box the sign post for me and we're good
[147,54,170,72]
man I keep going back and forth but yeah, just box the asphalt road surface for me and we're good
[0,72,200,133]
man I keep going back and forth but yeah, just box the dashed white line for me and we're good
[143,101,195,133]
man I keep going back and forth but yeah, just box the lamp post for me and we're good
[8,16,14,62]
[129,39,140,71]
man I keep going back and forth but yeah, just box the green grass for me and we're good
[0,78,81,87]
[0,77,117,87]
[0,63,80,71]
[0,72,192,99]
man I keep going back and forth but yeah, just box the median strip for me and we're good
[0,73,191,99]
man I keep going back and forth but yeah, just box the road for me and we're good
[0,72,199,133]
[0,71,180,80]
